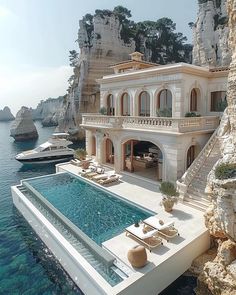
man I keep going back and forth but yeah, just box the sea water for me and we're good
[0,121,196,295]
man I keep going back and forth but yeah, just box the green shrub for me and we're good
[75,148,87,160]
[156,108,172,117]
[185,112,201,117]
[99,107,107,115]
[159,181,179,197]
[215,163,236,180]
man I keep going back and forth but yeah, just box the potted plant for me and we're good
[75,148,87,160]
[159,181,179,212]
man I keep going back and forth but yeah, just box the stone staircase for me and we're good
[177,129,221,212]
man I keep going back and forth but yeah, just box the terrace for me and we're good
[81,114,219,134]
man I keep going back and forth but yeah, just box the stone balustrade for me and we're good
[81,114,219,133]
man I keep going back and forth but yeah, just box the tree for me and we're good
[69,50,79,67]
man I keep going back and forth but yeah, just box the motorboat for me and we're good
[15,133,74,164]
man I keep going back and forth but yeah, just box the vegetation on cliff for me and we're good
[78,5,192,64]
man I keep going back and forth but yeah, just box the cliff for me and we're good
[31,96,64,126]
[10,107,38,141]
[192,0,231,67]
[57,12,135,139]
[0,106,15,121]
[193,1,236,294]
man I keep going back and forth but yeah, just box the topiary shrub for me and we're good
[215,163,236,180]
[185,112,201,117]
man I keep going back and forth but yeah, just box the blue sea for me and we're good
[0,121,196,295]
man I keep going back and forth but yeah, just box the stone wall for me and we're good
[192,0,231,67]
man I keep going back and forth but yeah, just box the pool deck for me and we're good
[56,162,210,295]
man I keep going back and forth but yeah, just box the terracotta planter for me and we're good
[161,196,177,212]
[127,245,147,268]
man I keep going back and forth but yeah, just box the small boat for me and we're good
[15,133,74,164]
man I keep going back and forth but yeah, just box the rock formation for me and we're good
[192,0,231,67]
[10,107,38,141]
[193,1,236,294]
[57,12,135,139]
[31,96,64,126]
[0,106,15,121]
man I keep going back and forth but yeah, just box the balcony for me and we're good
[81,114,220,134]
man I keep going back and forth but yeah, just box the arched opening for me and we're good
[157,89,172,117]
[91,136,96,156]
[138,91,150,117]
[105,138,114,164]
[186,145,200,168]
[107,94,115,116]
[123,140,163,181]
[190,88,198,112]
[121,93,130,116]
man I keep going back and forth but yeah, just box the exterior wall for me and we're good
[87,128,214,182]
[100,69,227,119]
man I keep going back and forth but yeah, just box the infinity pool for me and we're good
[25,172,152,245]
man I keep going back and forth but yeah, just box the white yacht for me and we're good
[15,133,74,164]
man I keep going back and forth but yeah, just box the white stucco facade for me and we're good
[81,59,228,182]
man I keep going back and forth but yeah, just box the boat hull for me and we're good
[16,154,74,164]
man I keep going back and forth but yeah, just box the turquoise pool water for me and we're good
[25,172,152,245]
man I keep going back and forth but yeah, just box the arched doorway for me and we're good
[105,138,114,164]
[91,136,96,156]
[139,91,150,117]
[107,94,115,116]
[121,93,130,116]
[186,145,200,168]
[123,140,163,181]
[190,88,198,112]
[157,89,172,117]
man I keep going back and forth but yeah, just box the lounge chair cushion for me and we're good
[144,216,174,230]
[126,224,158,240]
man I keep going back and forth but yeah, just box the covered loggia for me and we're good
[123,140,163,181]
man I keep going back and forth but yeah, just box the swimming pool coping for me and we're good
[21,179,116,267]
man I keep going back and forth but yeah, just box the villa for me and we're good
[81,52,228,183]
[11,53,229,295]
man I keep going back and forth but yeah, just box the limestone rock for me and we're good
[195,1,236,294]
[10,107,38,141]
[57,12,135,139]
[0,106,15,121]
[192,0,231,67]
[31,96,64,126]
[196,240,236,295]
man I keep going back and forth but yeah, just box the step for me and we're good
[183,199,207,212]
[185,196,210,208]
[187,188,207,199]
[185,194,211,205]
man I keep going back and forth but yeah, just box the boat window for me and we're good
[34,146,43,152]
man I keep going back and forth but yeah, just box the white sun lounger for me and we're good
[125,224,163,251]
[98,174,120,185]
[143,216,179,241]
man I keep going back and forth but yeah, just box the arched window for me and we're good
[157,89,172,117]
[190,89,198,112]
[139,91,150,117]
[121,93,130,116]
[107,94,115,116]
